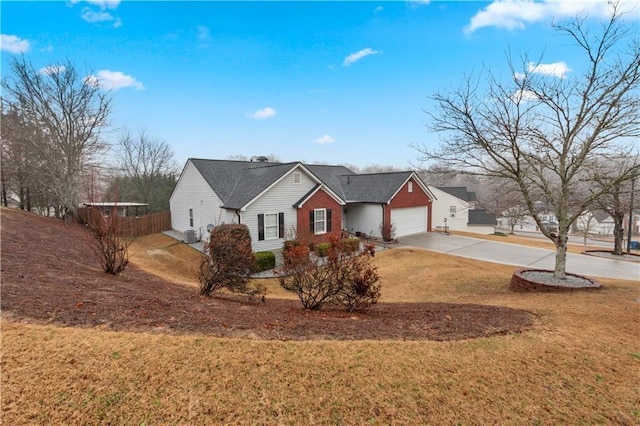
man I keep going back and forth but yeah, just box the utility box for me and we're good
[184,229,196,244]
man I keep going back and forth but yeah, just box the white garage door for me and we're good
[391,206,427,237]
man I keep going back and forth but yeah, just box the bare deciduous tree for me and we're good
[2,58,112,218]
[479,179,531,234]
[415,6,640,279]
[115,129,177,206]
[591,163,640,254]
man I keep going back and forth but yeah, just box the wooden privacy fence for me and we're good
[78,208,172,238]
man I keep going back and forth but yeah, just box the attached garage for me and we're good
[391,206,427,237]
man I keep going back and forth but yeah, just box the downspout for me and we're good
[236,210,241,224]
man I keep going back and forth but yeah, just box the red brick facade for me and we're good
[296,189,343,244]
[385,177,433,232]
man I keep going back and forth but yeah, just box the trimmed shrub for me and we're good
[334,243,381,312]
[254,251,276,272]
[314,242,331,257]
[340,238,360,253]
[279,234,381,312]
[198,224,262,298]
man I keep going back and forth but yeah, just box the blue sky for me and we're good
[2,1,638,169]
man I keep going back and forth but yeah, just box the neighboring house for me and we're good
[82,202,149,217]
[575,210,615,235]
[623,210,640,236]
[169,158,434,251]
[429,186,497,234]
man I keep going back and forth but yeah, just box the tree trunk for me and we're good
[26,187,31,212]
[552,232,568,280]
[612,212,625,255]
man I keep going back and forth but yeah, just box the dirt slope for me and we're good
[0,208,534,340]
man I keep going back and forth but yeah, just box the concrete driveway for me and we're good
[397,233,640,281]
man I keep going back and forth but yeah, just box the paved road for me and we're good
[507,230,617,249]
[398,232,640,281]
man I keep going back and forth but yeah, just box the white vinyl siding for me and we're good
[170,161,236,241]
[429,186,493,235]
[242,168,318,251]
[345,203,383,238]
[391,206,427,237]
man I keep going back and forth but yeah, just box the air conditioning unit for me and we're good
[184,229,196,244]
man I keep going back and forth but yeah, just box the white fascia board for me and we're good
[240,163,323,211]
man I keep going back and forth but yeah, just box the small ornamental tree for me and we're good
[379,221,396,242]
[198,224,261,298]
[85,208,131,275]
[279,234,381,311]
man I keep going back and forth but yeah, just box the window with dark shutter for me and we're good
[327,209,332,232]
[258,214,264,241]
[309,210,314,233]
[278,212,284,238]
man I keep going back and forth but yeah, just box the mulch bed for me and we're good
[1,209,535,341]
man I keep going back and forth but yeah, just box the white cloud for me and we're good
[343,48,381,66]
[528,61,571,78]
[39,65,67,75]
[197,25,211,41]
[511,89,539,102]
[72,0,122,27]
[315,134,336,145]
[248,107,277,120]
[81,8,122,27]
[69,0,120,9]
[408,0,431,6]
[85,0,120,8]
[1,34,31,54]
[85,70,144,90]
[374,6,383,13]
[465,0,631,33]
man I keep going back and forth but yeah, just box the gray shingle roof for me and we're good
[187,159,426,208]
[436,187,477,202]
[468,209,497,225]
[304,164,356,200]
[189,159,301,209]
[592,210,612,223]
[339,171,414,203]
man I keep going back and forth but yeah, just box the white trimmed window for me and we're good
[258,213,284,241]
[408,181,413,193]
[314,208,326,234]
[293,172,301,184]
[264,213,278,239]
[189,208,194,227]
[449,206,456,217]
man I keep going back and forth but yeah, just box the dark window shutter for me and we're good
[278,212,284,238]
[310,210,314,233]
[258,214,264,241]
[327,209,332,232]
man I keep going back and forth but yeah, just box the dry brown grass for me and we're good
[128,234,202,288]
[3,236,639,424]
